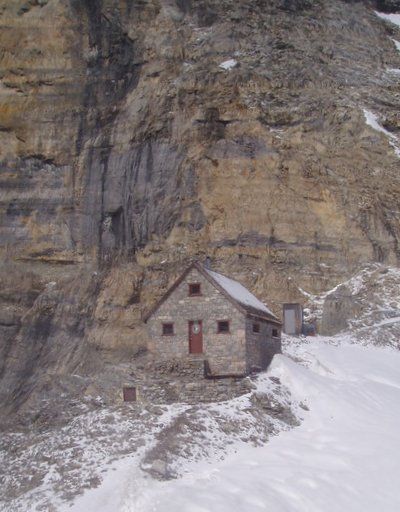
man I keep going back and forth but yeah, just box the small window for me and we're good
[162,323,174,336]
[252,323,260,333]
[189,283,201,296]
[272,328,279,338]
[217,320,230,333]
[123,386,136,402]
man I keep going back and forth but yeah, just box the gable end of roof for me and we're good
[143,261,280,324]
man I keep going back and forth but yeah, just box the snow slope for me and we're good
[64,337,400,512]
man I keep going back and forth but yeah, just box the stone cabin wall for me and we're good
[147,267,247,376]
[245,317,282,373]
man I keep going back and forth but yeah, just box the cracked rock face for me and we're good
[1,0,400,417]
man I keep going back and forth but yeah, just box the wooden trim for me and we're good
[188,282,202,296]
[246,312,282,326]
[205,373,246,380]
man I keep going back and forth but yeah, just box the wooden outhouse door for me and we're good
[188,320,203,354]
[123,386,137,402]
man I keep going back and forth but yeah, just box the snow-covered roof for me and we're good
[205,268,277,319]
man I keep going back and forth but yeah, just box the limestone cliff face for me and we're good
[1,0,400,419]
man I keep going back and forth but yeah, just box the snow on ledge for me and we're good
[375,11,400,29]
[363,109,395,139]
[219,59,237,70]
[392,39,400,52]
[363,108,400,158]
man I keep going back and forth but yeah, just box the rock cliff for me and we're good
[1,0,400,420]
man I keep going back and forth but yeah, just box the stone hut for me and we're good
[144,262,282,377]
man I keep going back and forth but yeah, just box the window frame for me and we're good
[162,322,174,336]
[272,328,280,338]
[217,320,230,334]
[123,386,137,402]
[252,322,261,334]
[188,283,202,296]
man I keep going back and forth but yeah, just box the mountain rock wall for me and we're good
[1,0,400,418]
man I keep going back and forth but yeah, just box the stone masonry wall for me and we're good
[126,357,254,405]
[147,268,246,375]
[137,376,253,405]
[245,318,282,373]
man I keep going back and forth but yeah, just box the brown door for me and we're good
[188,320,203,354]
[123,387,137,402]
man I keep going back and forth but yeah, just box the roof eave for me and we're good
[143,261,282,326]
[245,310,282,325]
[200,265,280,322]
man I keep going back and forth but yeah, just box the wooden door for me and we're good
[188,320,203,354]
[123,386,137,402]
[284,309,296,334]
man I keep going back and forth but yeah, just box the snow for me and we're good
[375,11,400,29]
[5,335,400,511]
[4,264,400,511]
[363,109,395,139]
[59,459,142,512]
[363,109,400,158]
[358,315,400,330]
[138,339,400,511]
[392,39,400,52]
[64,337,400,512]
[205,267,276,317]
[295,265,400,347]
[371,13,400,159]
[219,58,237,70]
[296,265,375,322]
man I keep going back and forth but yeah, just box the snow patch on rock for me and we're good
[363,108,400,157]
[219,58,237,70]
[392,38,400,52]
[375,11,400,29]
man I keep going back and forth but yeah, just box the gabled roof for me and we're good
[143,262,281,324]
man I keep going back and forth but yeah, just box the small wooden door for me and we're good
[123,386,137,402]
[188,320,203,354]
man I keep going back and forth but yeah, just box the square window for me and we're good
[217,320,230,333]
[123,386,136,402]
[252,323,260,333]
[162,323,174,336]
[272,328,279,338]
[189,283,201,296]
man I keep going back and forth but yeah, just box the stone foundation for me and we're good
[127,357,255,405]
